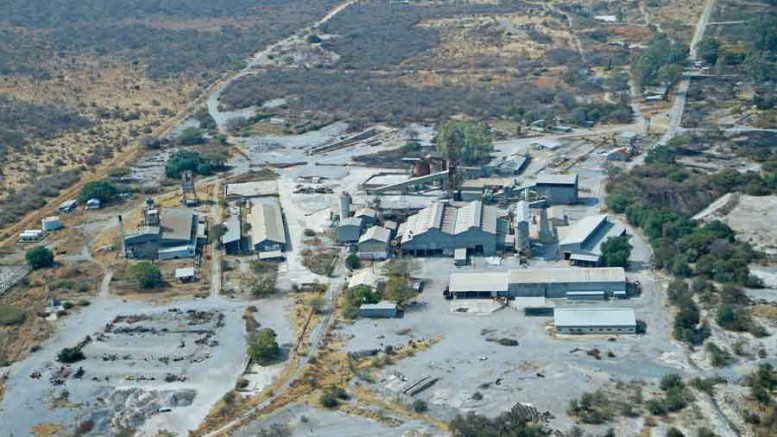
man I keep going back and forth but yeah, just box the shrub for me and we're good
[127,262,163,290]
[412,399,428,413]
[345,253,360,270]
[26,246,54,269]
[249,328,280,364]
[0,304,26,326]
[78,179,118,203]
[705,342,733,367]
[57,347,85,363]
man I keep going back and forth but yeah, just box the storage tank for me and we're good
[338,192,352,220]
[41,216,63,232]
[514,201,530,255]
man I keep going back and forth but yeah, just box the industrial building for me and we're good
[554,308,636,334]
[398,200,508,256]
[357,226,392,260]
[41,217,63,232]
[247,202,286,253]
[533,174,578,205]
[122,203,203,260]
[448,267,626,299]
[359,301,399,318]
[337,217,363,244]
[558,215,627,266]
[484,154,529,176]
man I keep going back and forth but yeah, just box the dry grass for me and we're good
[31,423,60,437]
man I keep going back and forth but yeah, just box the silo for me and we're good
[514,201,530,255]
[338,192,352,220]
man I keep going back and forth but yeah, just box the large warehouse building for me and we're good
[398,200,509,256]
[554,308,637,334]
[248,202,287,253]
[448,267,626,299]
[558,214,627,266]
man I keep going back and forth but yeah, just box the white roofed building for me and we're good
[558,215,627,266]
[554,308,636,334]
[358,226,392,260]
[448,267,626,298]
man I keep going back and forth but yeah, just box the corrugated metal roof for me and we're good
[160,209,196,242]
[532,139,562,149]
[449,272,509,293]
[359,226,391,244]
[559,215,608,246]
[339,217,364,228]
[554,308,636,327]
[570,253,601,262]
[349,270,378,289]
[536,173,578,186]
[248,203,285,245]
[360,301,398,310]
[400,200,497,242]
[508,267,626,284]
[222,216,241,244]
[354,207,377,219]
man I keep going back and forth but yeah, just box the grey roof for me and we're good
[354,207,378,219]
[359,226,391,244]
[532,139,562,149]
[570,253,601,262]
[248,203,285,245]
[559,215,608,246]
[449,272,509,293]
[339,217,364,228]
[384,220,398,230]
[400,200,497,243]
[536,174,578,186]
[160,209,196,242]
[360,301,398,310]
[59,200,77,209]
[554,308,636,327]
[222,216,241,244]
[454,248,467,260]
[508,267,626,285]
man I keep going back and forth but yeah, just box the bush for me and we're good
[705,342,733,367]
[412,399,428,413]
[26,246,54,269]
[600,236,632,268]
[345,253,360,270]
[320,385,349,409]
[127,262,163,290]
[0,304,26,326]
[249,328,280,364]
[57,347,85,363]
[78,179,118,203]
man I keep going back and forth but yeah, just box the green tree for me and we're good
[208,224,227,246]
[600,236,632,268]
[127,262,163,290]
[78,180,118,203]
[248,328,281,364]
[26,246,55,269]
[345,253,361,270]
[645,145,677,164]
[176,127,206,145]
[696,38,721,65]
[412,399,428,413]
[435,121,493,165]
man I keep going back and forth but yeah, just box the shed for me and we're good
[531,139,562,150]
[248,202,286,253]
[41,217,63,232]
[353,208,378,226]
[85,198,102,210]
[158,245,196,261]
[58,200,77,213]
[554,307,636,334]
[258,250,284,261]
[359,301,399,318]
[566,291,606,301]
[175,267,196,283]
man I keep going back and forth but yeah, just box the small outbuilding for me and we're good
[359,301,399,318]
[554,307,636,334]
[85,198,102,210]
[175,267,196,283]
[41,216,63,232]
[58,200,77,213]
[454,248,468,266]
[353,208,378,226]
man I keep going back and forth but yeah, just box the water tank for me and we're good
[338,192,352,220]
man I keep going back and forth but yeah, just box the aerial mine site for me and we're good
[1,0,777,436]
